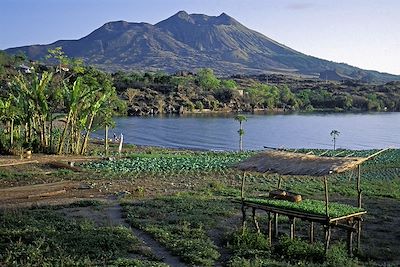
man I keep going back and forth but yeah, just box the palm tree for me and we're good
[330,130,340,150]
[234,115,247,151]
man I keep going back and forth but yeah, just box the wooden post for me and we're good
[274,213,279,238]
[324,176,329,218]
[309,221,314,243]
[118,133,123,155]
[357,165,362,208]
[268,212,272,246]
[357,165,362,253]
[324,226,332,255]
[274,175,282,238]
[241,172,246,200]
[105,125,109,156]
[241,172,247,235]
[357,220,362,253]
[241,204,247,235]
[347,230,353,256]
[252,207,260,234]
[289,217,295,240]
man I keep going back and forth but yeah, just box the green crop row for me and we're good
[243,198,364,218]
[83,152,254,173]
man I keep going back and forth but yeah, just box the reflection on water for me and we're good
[93,112,400,151]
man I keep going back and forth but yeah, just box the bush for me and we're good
[326,243,358,267]
[273,236,324,263]
[195,100,204,110]
[226,229,271,260]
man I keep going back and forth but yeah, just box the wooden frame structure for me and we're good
[235,149,388,255]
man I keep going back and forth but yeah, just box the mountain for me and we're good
[5,11,399,83]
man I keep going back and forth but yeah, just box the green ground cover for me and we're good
[243,198,364,218]
[83,151,253,173]
[1,148,399,266]
[0,205,164,266]
[122,193,236,266]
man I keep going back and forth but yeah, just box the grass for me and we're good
[226,231,358,267]
[0,205,164,266]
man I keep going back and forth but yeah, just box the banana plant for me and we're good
[80,92,111,154]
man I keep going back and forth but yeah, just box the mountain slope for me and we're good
[5,11,399,82]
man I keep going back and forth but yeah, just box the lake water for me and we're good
[94,112,400,151]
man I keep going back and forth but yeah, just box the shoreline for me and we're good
[123,108,398,118]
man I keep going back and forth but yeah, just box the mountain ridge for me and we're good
[5,11,399,83]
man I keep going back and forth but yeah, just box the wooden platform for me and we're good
[234,198,366,255]
[239,198,366,224]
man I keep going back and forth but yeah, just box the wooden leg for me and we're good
[252,207,261,234]
[347,229,353,256]
[268,212,272,246]
[309,221,314,243]
[241,204,247,234]
[289,217,295,240]
[324,226,331,255]
[357,220,362,253]
[274,213,279,238]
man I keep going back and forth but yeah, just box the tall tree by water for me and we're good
[330,130,340,150]
[235,115,247,151]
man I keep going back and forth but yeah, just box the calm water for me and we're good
[94,112,400,151]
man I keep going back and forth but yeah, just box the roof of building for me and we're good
[235,150,368,177]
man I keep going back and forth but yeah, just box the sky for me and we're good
[1,0,399,75]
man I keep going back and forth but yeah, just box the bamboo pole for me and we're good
[105,125,109,156]
[268,212,272,246]
[309,222,314,243]
[274,176,282,238]
[357,164,362,253]
[289,217,295,240]
[324,226,331,255]
[241,172,246,234]
[365,148,390,160]
[241,172,246,200]
[241,204,247,235]
[347,221,354,256]
[357,165,362,208]
[324,176,329,218]
[252,207,260,234]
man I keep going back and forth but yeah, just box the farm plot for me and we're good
[83,152,254,173]
[0,204,166,266]
[123,193,237,267]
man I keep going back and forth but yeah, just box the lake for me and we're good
[94,112,400,151]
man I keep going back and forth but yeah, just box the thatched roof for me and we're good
[235,150,368,177]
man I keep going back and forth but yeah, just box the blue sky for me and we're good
[1,0,399,74]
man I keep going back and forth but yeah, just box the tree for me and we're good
[235,115,247,151]
[220,79,237,90]
[124,88,140,105]
[330,130,340,150]
[196,68,220,91]
[12,71,54,151]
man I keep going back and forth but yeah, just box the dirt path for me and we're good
[0,154,101,166]
[104,202,188,267]
[207,214,241,267]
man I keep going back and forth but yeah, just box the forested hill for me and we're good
[5,11,400,83]
[111,70,400,116]
[1,49,400,117]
